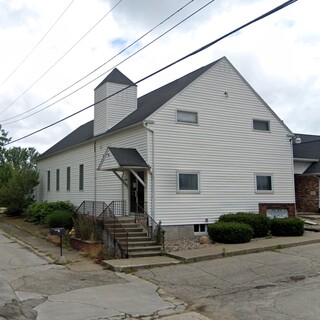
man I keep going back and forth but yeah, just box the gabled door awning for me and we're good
[97,147,149,171]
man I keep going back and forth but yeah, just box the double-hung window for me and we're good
[255,174,273,193]
[177,171,200,193]
[177,110,198,124]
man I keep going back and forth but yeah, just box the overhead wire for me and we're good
[0,0,77,90]
[1,0,195,124]
[0,0,123,117]
[8,0,298,145]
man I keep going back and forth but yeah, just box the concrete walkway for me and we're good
[2,216,320,274]
[103,231,320,271]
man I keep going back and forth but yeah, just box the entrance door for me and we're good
[130,171,145,213]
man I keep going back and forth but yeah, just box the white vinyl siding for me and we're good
[151,57,295,226]
[37,126,147,208]
[94,83,137,136]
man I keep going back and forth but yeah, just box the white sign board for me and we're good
[266,208,289,219]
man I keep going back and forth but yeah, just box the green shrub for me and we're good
[26,201,75,224]
[208,222,253,244]
[219,213,270,238]
[45,210,74,230]
[270,218,304,237]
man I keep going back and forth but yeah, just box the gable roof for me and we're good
[293,133,320,174]
[38,58,222,160]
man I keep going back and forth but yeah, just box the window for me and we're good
[66,167,71,191]
[177,171,200,192]
[79,164,84,190]
[255,174,273,193]
[47,171,50,191]
[56,169,60,191]
[253,119,270,131]
[177,110,198,124]
[194,224,207,235]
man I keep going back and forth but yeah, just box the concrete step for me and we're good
[106,226,144,233]
[118,236,154,242]
[112,231,148,238]
[126,240,157,247]
[128,250,162,258]
[128,245,162,252]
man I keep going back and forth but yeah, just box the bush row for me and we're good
[26,201,75,230]
[208,213,304,244]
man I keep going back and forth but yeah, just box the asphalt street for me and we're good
[0,230,188,320]
[136,243,320,319]
[3,222,320,320]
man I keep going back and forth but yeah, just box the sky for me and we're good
[0,0,319,153]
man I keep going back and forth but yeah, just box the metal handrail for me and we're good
[134,203,165,249]
[76,200,108,217]
[101,201,129,258]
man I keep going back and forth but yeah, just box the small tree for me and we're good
[0,126,39,215]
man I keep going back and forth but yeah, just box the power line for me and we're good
[0,0,76,90]
[1,0,195,124]
[0,0,122,117]
[8,0,298,145]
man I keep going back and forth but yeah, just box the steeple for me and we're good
[93,68,137,136]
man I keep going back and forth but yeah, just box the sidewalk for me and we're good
[0,220,102,272]
[2,216,320,273]
[103,231,320,272]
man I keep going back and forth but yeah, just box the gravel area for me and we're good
[165,237,214,252]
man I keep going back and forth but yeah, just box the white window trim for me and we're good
[176,109,199,125]
[255,173,274,194]
[177,171,200,193]
[194,224,208,235]
[252,118,271,132]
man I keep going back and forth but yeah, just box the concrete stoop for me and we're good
[104,217,163,258]
[102,256,180,272]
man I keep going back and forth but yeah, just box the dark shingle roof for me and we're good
[109,147,148,168]
[38,58,222,160]
[95,68,135,89]
[39,121,94,159]
[293,133,320,174]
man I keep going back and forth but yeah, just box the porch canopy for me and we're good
[97,147,149,187]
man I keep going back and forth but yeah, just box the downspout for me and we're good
[143,121,156,220]
[94,142,97,207]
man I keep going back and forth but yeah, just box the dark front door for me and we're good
[130,171,145,213]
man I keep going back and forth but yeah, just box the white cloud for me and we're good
[0,0,319,153]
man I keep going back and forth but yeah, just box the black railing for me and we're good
[76,201,107,217]
[100,201,129,258]
[134,203,165,250]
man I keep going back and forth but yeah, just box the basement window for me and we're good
[194,224,207,235]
